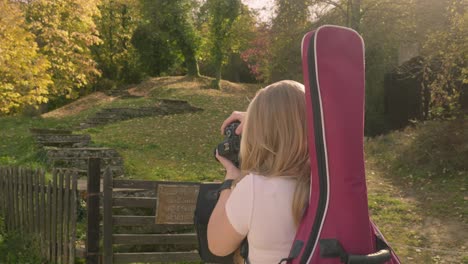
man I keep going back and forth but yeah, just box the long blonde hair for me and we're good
[240,80,310,226]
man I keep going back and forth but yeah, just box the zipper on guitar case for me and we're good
[299,30,329,264]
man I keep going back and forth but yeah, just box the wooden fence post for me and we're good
[32,170,36,233]
[7,168,12,231]
[13,167,19,229]
[103,167,113,264]
[18,168,23,230]
[0,168,3,216]
[70,173,78,264]
[64,172,71,263]
[0,168,2,215]
[40,170,46,258]
[24,168,29,233]
[52,170,58,263]
[34,170,40,234]
[87,158,101,264]
[46,181,52,262]
[28,169,33,234]
[23,170,27,230]
[58,171,64,264]
[10,168,14,229]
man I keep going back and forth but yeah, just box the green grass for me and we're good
[85,80,258,181]
[0,116,62,168]
[0,217,43,263]
[365,119,467,221]
[365,118,468,263]
[0,76,466,263]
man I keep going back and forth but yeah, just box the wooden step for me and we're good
[30,128,73,135]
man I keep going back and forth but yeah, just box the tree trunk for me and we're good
[347,0,351,27]
[211,38,223,89]
[177,32,200,77]
[181,41,200,77]
[212,54,222,89]
[185,52,200,77]
[350,0,361,32]
[212,68,221,89]
[460,82,468,113]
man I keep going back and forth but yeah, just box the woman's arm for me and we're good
[208,152,246,256]
[207,188,245,256]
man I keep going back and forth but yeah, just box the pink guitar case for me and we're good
[285,25,401,264]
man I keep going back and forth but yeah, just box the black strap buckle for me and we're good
[319,238,391,264]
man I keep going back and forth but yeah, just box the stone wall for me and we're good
[79,99,202,129]
[31,99,202,178]
[31,128,125,177]
[45,147,124,176]
[33,134,91,147]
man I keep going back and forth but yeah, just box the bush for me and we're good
[0,218,44,263]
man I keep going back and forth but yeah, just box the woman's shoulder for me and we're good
[235,173,256,189]
[238,173,297,191]
[243,173,297,182]
[236,173,264,187]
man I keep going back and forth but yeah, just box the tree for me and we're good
[310,0,413,134]
[205,0,241,88]
[93,0,143,84]
[132,24,183,77]
[240,23,271,82]
[317,0,361,30]
[313,0,467,129]
[222,5,259,83]
[382,0,467,119]
[0,0,52,114]
[140,0,200,77]
[197,2,258,83]
[268,0,310,82]
[24,0,101,100]
[417,0,467,117]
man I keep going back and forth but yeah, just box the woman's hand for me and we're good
[215,150,241,180]
[221,111,246,135]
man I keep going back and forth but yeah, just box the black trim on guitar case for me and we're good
[299,30,330,264]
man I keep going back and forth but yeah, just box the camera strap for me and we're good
[240,238,250,264]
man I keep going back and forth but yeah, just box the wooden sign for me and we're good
[155,184,200,224]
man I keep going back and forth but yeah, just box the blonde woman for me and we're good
[208,80,310,264]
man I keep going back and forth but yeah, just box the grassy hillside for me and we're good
[1,76,260,181]
[0,76,466,263]
[365,119,467,263]
[85,77,259,181]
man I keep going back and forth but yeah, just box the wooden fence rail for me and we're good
[0,167,78,264]
[100,166,202,264]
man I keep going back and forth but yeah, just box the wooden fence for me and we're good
[59,158,207,264]
[0,167,78,264]
[100,166,201,264]
[1,159,212,264]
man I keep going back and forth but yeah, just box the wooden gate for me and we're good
[96,164,202,263]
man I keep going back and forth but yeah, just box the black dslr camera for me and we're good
[214,121,241,168]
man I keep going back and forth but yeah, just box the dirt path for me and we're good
[41,92,116,118]
[366,170,467,263]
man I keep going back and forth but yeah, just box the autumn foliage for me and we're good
[0,0,466,125]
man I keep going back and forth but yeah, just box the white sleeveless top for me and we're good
[226,173,297,264]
